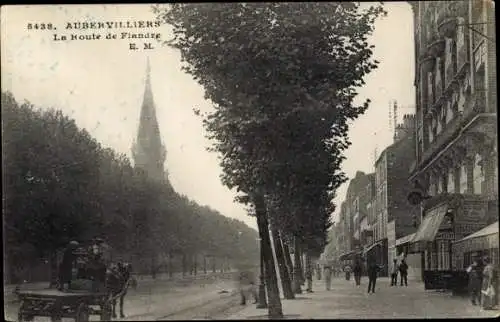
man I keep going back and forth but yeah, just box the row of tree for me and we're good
[158,2,386,318]
[2,91,259,284]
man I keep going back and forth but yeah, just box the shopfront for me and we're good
[410,194,494,291]
[452,221,499,270]
[363,239,388,277]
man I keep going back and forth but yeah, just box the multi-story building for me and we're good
[370,114,417,277]
[337,202,350,255]
[346,172,375,252]
[406,1,497,286]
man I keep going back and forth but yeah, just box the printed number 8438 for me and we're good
[27,23,55,30]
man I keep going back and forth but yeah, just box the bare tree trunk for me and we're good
[305,251,313,292]
[151,256,157,279]
[182,253,186,277]
[271,226,295,299]
[255,195,283,319]
[169,252,173,278]
[212,257,216,273]
[193,254,198,276]
[282,238,294,279]
[203,255,207,274]
[293,238,303,294]
[49,251,58,289]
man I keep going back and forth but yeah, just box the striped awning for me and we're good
[396,233,416,246]
[339,251,355,261]
[452,221,499,254]
[412,204,448,243]
[364,240,383,255]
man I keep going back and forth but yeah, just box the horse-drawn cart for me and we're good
[17,238,130,322]
[17,288,113,322]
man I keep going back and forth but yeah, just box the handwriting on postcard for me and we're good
[26,21,162,51]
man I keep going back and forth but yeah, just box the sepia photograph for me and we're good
[1,2,498,320]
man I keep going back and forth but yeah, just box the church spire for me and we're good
[132,58,167,182]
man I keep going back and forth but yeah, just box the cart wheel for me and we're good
[76,303,90,322]
[100,303,112,321]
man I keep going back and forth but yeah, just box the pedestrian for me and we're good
[58,241,79,291]
[316,263,322,280]
[467,258,483,306]
[344,264,352,281]
[390,259,399,286]
[306,264,314,293]
[367,258,380,294]
[399,259,408,287]
[353,259,362,286]
[324,265,332,291]
[238,269,258,305]
[481,256,498,310]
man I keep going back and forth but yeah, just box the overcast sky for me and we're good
[1,3,415,230]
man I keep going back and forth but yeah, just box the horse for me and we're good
[106,262,135,319]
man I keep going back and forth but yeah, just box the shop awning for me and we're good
[455,221,499,243]
[338,250,361,261]
[396,233,416,246]
[452,221,499,254]
[363,240,383,255]
[412,204,448,243]
[339,251,354,261]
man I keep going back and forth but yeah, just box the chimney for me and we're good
[394,114,415,142]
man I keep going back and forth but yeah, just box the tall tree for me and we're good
[159,3,385,317]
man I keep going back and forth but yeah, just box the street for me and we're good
[228,276,500,319]
[4,273,245,321]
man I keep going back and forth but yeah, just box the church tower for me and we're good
[132,58,167,182]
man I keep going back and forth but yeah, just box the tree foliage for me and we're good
[158,2,385,256]
[2,91,258,282]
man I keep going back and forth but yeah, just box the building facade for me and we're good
[346,171,375,253]
[407,0,497,282]
[371,114,418,277]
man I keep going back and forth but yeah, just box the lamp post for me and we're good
[256,237,267,309]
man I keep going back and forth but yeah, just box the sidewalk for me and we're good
[228,277,500,319]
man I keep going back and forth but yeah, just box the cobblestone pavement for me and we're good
[227,276,500,319]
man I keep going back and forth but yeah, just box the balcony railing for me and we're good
[421,111,462,165]
[437,1,467,38]
[421,91,487,166]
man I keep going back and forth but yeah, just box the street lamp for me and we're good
[256,237,267,309]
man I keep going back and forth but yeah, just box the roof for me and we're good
[455,221,499,243]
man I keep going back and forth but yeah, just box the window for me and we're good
[451,39,457,74]
[473,153,485,194]
[460,164,468,193]
[454,167,461,193]
[437,240,451,271]
[447,167,455,193]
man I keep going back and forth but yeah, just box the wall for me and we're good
[387,135,418,240]
[387,220,396,271]
[405,253,423,282]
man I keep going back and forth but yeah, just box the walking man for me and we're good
[467,258,483,305]
[324,265,332,291]
[399,259,408,287]
[367,257,380,294]
[390,259,399,286]
[353,259,362,286]
[344,264,352,281]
